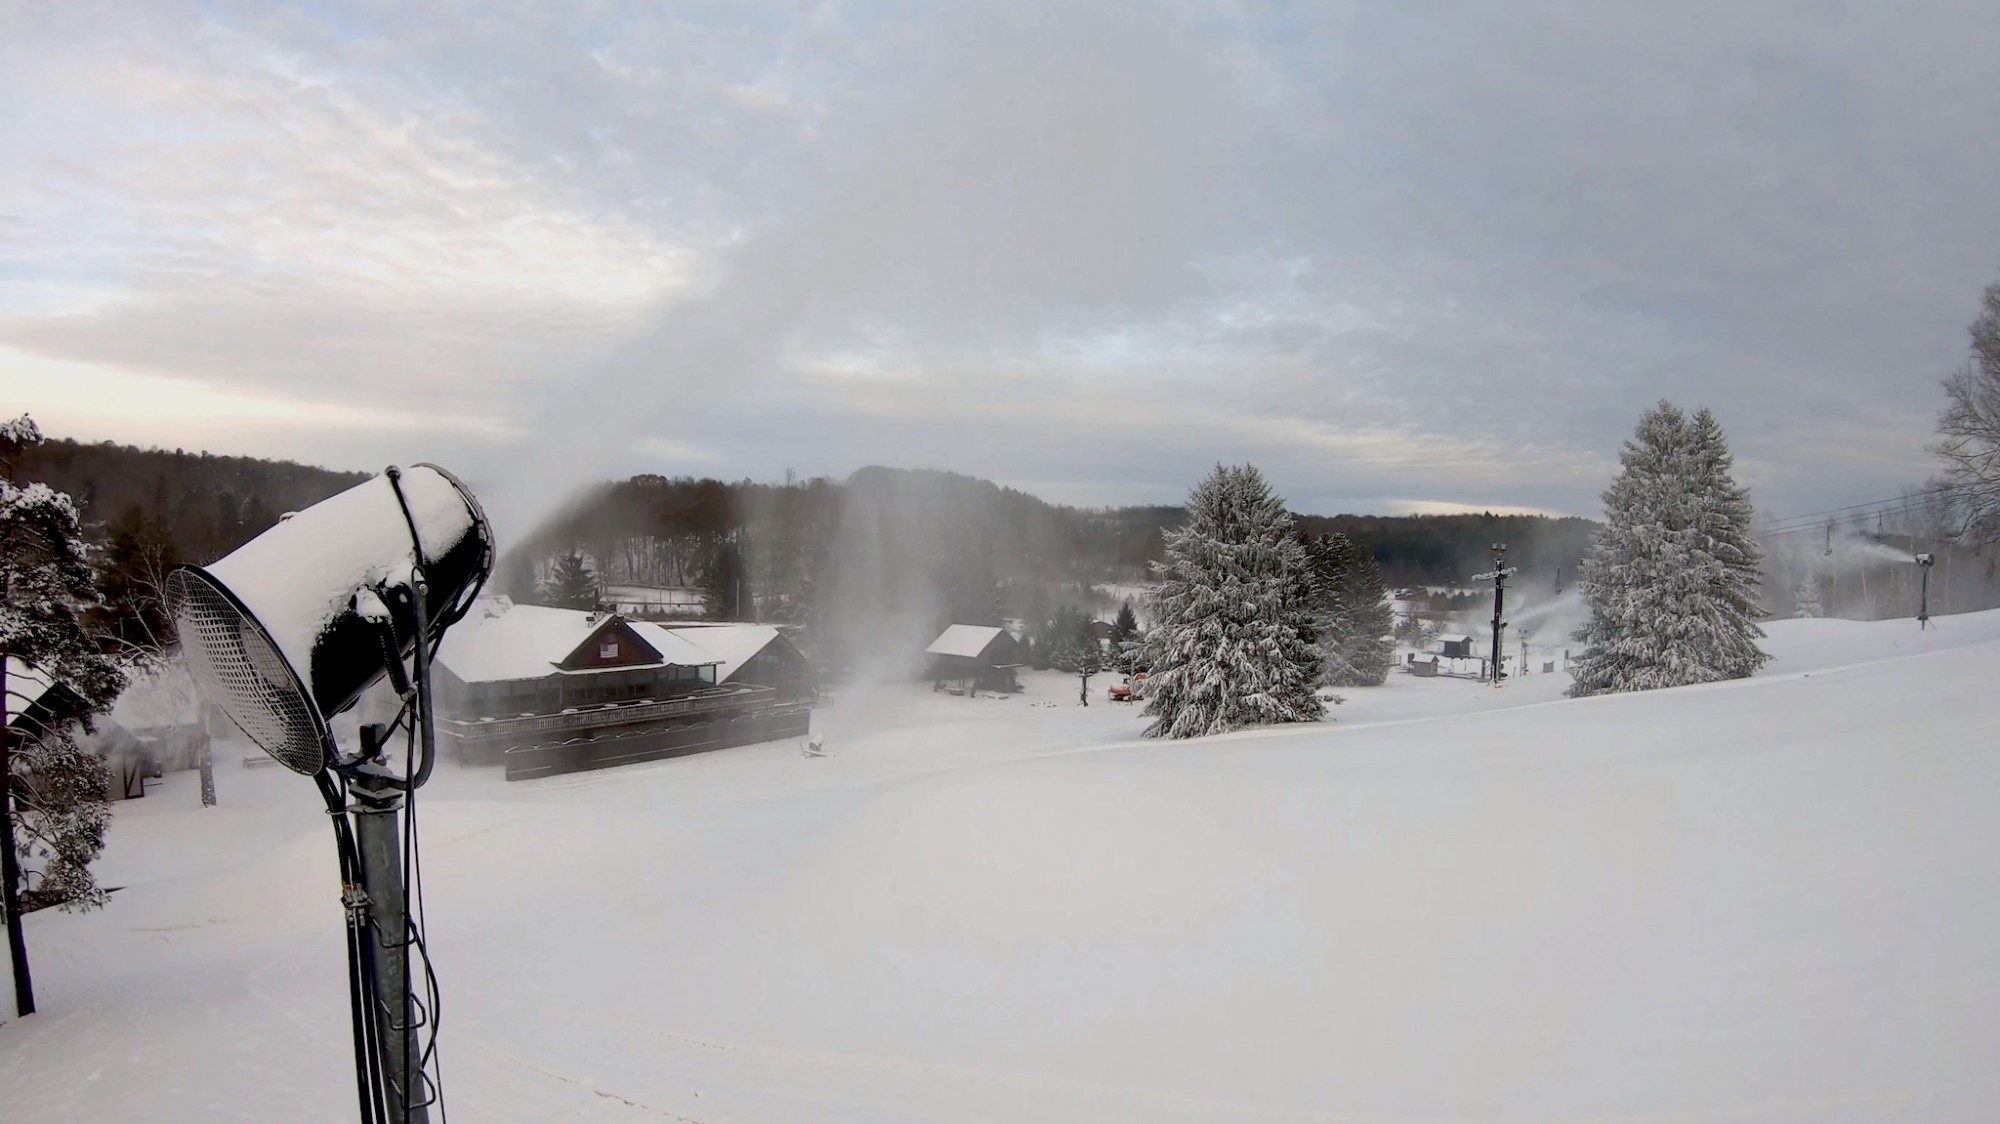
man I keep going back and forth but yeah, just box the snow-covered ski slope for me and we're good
[6,611,2000,1121]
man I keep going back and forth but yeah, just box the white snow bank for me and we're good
[9,614,2000,1120]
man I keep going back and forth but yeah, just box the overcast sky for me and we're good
[6,1,1999,533]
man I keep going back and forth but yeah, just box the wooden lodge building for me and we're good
[924,624,1024,693]
[434,597,814,779]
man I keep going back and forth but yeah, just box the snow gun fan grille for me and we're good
[166,567,330,776]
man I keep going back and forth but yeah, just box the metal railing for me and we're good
[439,684,777,743]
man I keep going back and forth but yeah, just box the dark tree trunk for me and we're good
[0,659,35,1017]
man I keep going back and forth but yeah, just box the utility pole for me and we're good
[1471,544,1518,686]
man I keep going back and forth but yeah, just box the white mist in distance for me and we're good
[470,1,1260,552]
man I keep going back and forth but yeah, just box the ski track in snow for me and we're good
[6,612,2000,1121]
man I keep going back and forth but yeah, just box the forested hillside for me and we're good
[20,438,367,564]
[20,433,1597,666]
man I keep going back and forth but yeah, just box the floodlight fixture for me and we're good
[168,464,492,1124]
[169,464,491,776]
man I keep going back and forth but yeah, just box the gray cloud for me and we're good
[5,0,2000,531]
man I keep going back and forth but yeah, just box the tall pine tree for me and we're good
[1,415,125,1016]
[1570,401,1769,697]
[1142,464,1322,738]
[1301,533,1395,688]
[1107,600,1140,673]
[1792,574,1825,619]
[1336,539,1396,687]
[544,553,599,610]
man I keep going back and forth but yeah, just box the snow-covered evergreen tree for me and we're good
[1142,464,1322,738]
[1792,574,1825,619]
[1569,401,1770,697]
[1336,541,1396,687]
[1106,600,1139,672]
[1688,408,1768,657]
[544,553,599,610]
[2,415,125,1015]
[1301,533,1395,688]
[1301,533,1352,679]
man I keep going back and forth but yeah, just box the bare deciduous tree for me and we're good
[1932,282,2000,544]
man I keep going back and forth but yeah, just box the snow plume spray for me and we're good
[468,0,1258,551]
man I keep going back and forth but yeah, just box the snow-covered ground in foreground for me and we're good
[6,611,2000,1121]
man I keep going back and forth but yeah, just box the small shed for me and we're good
[1410,652,1440,678]
[925,625,1024,694]
[1438,634,1474,659]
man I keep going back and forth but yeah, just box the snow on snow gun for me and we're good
[167,464,492,1124]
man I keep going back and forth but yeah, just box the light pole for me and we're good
[1471,544,1518,686]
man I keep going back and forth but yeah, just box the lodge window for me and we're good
[600,641,619,659]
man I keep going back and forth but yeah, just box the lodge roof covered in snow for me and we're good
[436,598,719,684]
[659,623,786,684]
[435,598,803,687]
[5,656,60,727]
[925,624,1013,662]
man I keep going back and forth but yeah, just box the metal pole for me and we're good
[1489,552,1507,685]
[350,774,430,1124]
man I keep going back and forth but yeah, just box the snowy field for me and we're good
[6,613,2000,1121]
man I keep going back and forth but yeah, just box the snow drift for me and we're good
[6,613,2000,1121]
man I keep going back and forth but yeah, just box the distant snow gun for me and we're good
[1915,552,1935,629]
[167,464,493,1124]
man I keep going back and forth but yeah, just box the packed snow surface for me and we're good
[7,612,2000,1120]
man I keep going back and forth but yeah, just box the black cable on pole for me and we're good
[319,771,386,1124]
[386,464,448,1120]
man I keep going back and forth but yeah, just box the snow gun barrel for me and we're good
[166,464,493,776]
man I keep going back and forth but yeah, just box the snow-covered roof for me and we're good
[654,623,783,684]
[1438,634,1472,644]
[4,657,56,726]
[926,625,1007,660]
[628,621,746,673]
[435,599,716,684]
[1410,653,1439,664]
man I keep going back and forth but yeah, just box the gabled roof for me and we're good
[5,657,58,727]
[628,621,748,674]
[652,623,786,684]
[1438,634,1472,644]
[435,599,718,684]
[926,624,1008,660]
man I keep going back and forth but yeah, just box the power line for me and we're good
[1753,486,2000,540]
